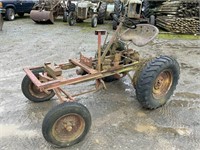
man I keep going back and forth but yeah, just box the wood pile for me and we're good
[156,16,200,34]
[155,0,200,34]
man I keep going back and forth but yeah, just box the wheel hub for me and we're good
[29,80,50,98]
[52,113,85,142]
[153,70,173,99]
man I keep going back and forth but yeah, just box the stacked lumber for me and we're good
[155,0,200,34]
[156,16,200,34]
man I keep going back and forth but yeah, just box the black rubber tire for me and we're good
[21,69,55,102]
[63,11,68,22]
[97,2,107,24]
[114,0,122,17]
[5,8,15,21]
[135,56,180,109]
[18,12,24,17]
[42,102,91,148]
[68,11,76,26]
[91,15,97,27]
[113,0,122,30]
[142,0,151,18]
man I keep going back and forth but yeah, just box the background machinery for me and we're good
[68,0,107,27]
[30,0,75,24]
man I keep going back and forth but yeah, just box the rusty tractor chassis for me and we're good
[22,16,180,147]
[24,53,140,102]
[23,18,159,102]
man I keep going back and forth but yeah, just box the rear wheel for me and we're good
[135,56,180,109]
[113,0,122,30]
[42,102,91,147]
[21,69,55,102]
[142,0,151,18]
[5,8,15,21]
[97,2,107,24]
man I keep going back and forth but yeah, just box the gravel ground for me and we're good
[0,16,200,150]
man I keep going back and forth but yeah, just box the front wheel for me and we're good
[68,11,76,26]
[135,56,180,109]
[5,8,15,21]
[91,15,97,27]
[42,102,91,147]
[21,69,55,102]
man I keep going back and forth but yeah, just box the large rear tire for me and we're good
[135,56,180,109]
[42,102,91,147]
[113,0,122,30]
[142,0,151,18]
[97,2,107,24]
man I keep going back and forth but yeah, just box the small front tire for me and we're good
[91,15,98,27]
[21,69,55,102]
[42,102,91,147]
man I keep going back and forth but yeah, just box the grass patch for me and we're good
[158,32,200,40]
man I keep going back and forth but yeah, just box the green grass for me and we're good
[158,32,200,40]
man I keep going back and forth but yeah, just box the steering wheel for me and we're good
[123,18,137,29]
[112,14,137,29]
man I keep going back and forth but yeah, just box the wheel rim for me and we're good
[52,113,85,143]
[10,10,15,20]
[153,70,173,100]
[28,77,51,98]
[93,17,97,27]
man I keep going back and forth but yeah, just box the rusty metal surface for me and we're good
[120,24,159,47]
[52,114,85,142]
[30,10,54,23]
